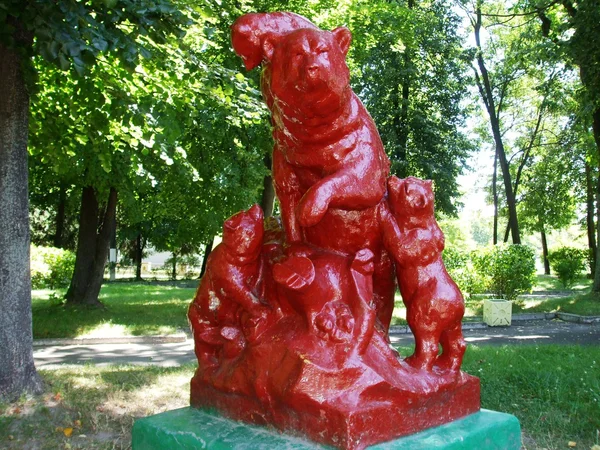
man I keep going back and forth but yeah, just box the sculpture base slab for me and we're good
[190,370,480,449]
[132,407,521,450]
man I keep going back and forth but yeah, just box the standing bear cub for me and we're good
[380,176,466,373]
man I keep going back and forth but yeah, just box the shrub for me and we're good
[472,244,536,300]
[443,247,486,298]
[548,247,587,289]
[30,245,76,289]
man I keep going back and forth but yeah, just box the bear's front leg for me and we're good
[297,181,333,227]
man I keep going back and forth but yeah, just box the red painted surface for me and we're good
[188,13,480,450]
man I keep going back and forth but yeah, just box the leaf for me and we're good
[63,427,73,437]
[58,53,70,71]
[92,37,108,53]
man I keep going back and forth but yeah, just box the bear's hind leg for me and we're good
[436,322,466,372]
[405,328,441,371]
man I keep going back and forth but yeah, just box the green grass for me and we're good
[32,282,197,339]
[2,346,598,449]
[462,291,600,317]
[0,364,194,449]
[512,292,600,316]
[533,274,593,292]
[462,345,600,450]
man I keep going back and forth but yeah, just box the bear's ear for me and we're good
[232,12,318,70]
[262,36,276,62]
[387,176,403,197]
[248,203,264,221]
[332,27,352,56]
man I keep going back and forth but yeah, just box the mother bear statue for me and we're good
[232,12,396,330]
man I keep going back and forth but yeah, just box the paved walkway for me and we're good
[33,319,600,369]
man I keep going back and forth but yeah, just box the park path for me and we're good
[33,319,600,369]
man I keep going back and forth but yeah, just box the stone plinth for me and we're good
[132,407,521,450]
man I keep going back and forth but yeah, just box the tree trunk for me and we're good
[200,240,213,279]
[473,6,521,244]
[591,107,600,292]
[53,184,67,248]
[171,253,177,280]
[66,186,117,306]
[541,227,550,275]
[261,154,275,218]
[493,149,498,245]
[586,161,597,276]
[135,233,143,281]
[0,26,43,400]
[109,211,116,281]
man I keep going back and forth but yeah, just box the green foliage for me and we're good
[442,248,486,297]
[341,0,473,215]
[548,247,587,289]
[30,245,75,289]
[472,244,536,300]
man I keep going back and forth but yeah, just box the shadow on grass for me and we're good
[0,364,196,450]
[513,291,600,316]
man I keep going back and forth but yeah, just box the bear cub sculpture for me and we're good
[381,176,466,373]
[188,204,270,373]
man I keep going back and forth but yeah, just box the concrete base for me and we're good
[132,407,521,449]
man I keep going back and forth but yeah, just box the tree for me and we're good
[0,0,189,400]
[342,0,474,215]
[465,0,524,244]
[518,149,578,274]
[526,0,600,290]
[0,20,43,400]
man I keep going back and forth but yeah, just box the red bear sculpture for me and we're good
[231,12,396,331]
[381,176,467,373]
[188,13,480,450]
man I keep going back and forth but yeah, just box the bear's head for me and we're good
[222,204,264,257]
[231,13,352,119]
[387,176,435,218]
[266,27,352,118]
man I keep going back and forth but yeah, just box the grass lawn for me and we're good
[1,345,598,449]
[32,282,197,339]
[533,274,593,292]
[462,291,600,318]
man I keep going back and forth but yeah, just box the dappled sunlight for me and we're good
[0,365,197,449]
[79,323,130,338]
[119,298,191,306]
[102,371,190,418]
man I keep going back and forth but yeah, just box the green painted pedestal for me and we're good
[132,407,521,449]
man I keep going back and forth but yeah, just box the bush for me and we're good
[548,247,587,289]
[31,245,76,289]
[472,244,536,300]
[443,247,486,298]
